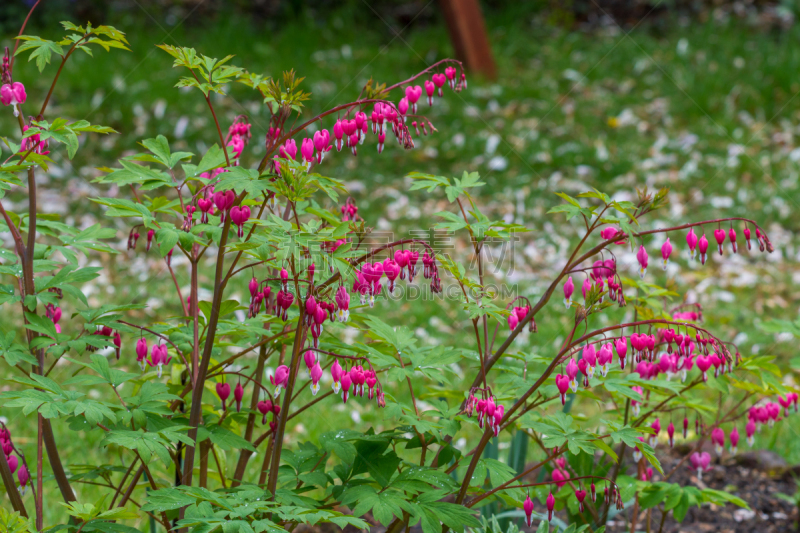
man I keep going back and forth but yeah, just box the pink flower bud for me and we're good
[216,382,231,410]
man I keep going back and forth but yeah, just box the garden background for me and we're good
[1,0,800,531]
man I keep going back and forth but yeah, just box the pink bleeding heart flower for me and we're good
[728,227,738,253]
[566,359,579,392]
[135,338,148,371]
[7,454,18,475]
[582,344,597,379]
[234,382,244,412]
[279,138,298,160]
[397,97,409,120]
[333,120,345,151]
[696,355,712,382]
[552,467,569,488]
[523,494,534,527]
[216,382,231,410]
[729,426,740,455]
[1,82,26,117]
[405,85,422,113]
[746,419,756,446]
[331,360,344,393]
[556,374,570,405]
[636,245,649,279]
[686,228,699,260]
[432,73,447,96]
[340,370,353,403]
[563,276,574,309]
[335,286,350,323]
[582,277,592,300]
[147,344,171,378]
[230,205,250,238]
[424,80,435,106]
[271,365,290,396]
[689,451,712,480]
[546,492,555,522]
[743,225,752,250]
[661,238,673,270]
[383,258,401,293]
[257,399,273,425]
[711,427,725,456]
[615,337,628,369]
[575,489,587,512]
[445,66,457,89]
[300,137,315,167]
[507,312,519,331]
[17,464,29,492]
[313,129,331,163]
[597,343,613,377]
[310,362,323,396]
[698,233,710,265]
[667,421,675,447]
[713,228,726,255]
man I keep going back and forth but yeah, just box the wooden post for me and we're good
[439,0,497,80]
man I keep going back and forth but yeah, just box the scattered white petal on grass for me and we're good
[486,134,501,155]
[174,116,189,138]
[488,156,508,171]
[710,196,734,208]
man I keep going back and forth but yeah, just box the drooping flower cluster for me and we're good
[465,392,504,436]
[0,426,29,494]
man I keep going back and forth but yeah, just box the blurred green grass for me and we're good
[2,7,800,526]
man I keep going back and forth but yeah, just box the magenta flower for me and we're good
[331,360,344,393]
[523,494,534,527]
[743,225,752,250]
[686,228,699,260]
[405,85,422,113]
[695,354,712,382]
[230,205,250,238]
[746,419,756,446]
[728,227,738,253]
[597,343,613,377]
[335,286,350,323]
[546,491,555,522]
[650,418,661,447]
[713,228,726,255]
[575,489,587,512]
[340,371,352,403]
[698,233,709,264]
[233,382,244,412]
[1,82,26,117]
[313,129,331,163]
[333,120,344,151]
[582,344,597,379]
[636,245,649,279]
[661,238,672,270]
[711,427,725,456]
[555,374,570,405]
[17,464,29,493]
[615,337,627,369]
[216,382,231,410]
[279,138,297,160]
[271,365,290,396]
[566,358,579,392]
[300,137,315,168]
[432,73,446,96]
[257,399,272,425]
[7,454,18,475]
[365,370,378,400]
[310,362,323,396]
[563,276,574,309]
[730,426,740,455]
[445,66,457,89]
[303,349,316,371]
[689,451,711,480]
[424,80,435,106]
[383,258,400,293]
[552,467,569,488]
[147,343,171,378]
